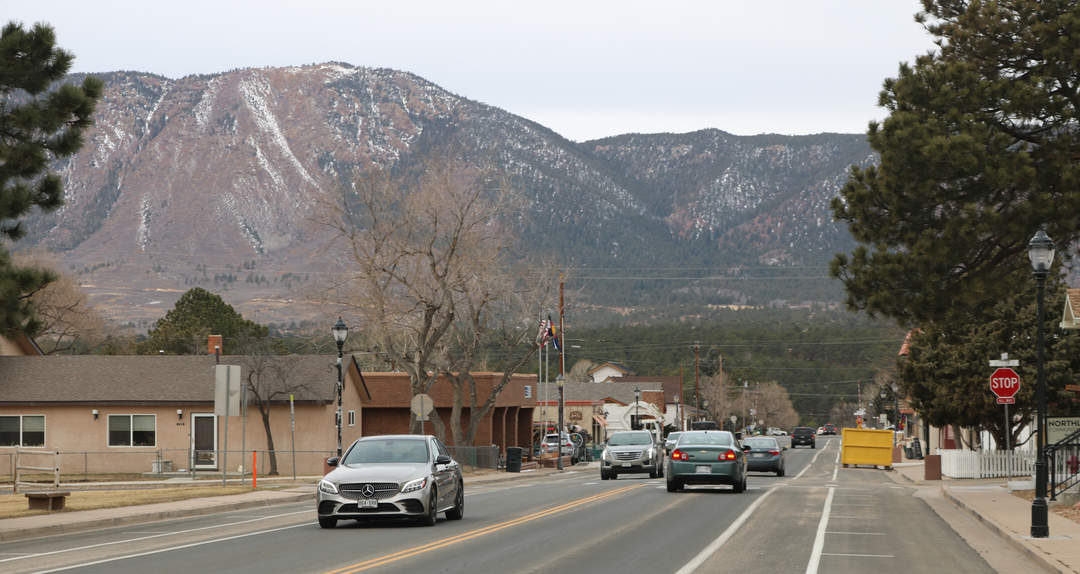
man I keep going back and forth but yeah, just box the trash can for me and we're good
[924,454,942,480]
[506,447,523,473]
[904,445,914,459]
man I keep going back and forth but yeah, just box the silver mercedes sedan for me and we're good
[317,434,464,528]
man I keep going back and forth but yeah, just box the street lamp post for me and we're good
[634,387,641,431]
[332,317,349,458]
[556,374,565,471]
[1029,229,1054,538]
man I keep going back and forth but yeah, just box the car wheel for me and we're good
[318,516,337,529]
[600,469,610,480]
[658,463,664,478]
[649,466,659,479]
[777,465,785,477]
[733,474,746,493]
[420,488,437,527]
[811,443,816,449]
[666,478,682,492]
[445,481,464,520]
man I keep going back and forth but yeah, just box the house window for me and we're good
[108,414,156,447]
[347,410,356,426]
[0,415,45,447]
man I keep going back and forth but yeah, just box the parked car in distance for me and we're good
[664,431,683,455]
[317,435,464,528]
[601,430,663,479]
[665,430,748,492]
[767,428,787,436]
[743,436,785,476]
[542,433,575,459]
[791,426,817,448]
[821,423,838,435]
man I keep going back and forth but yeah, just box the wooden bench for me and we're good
[24,491,71,511]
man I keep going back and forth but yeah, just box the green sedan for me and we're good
[665,430,748,492]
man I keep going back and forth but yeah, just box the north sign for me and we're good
[989,367,1020,399]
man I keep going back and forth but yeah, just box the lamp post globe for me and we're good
[332,317,349,458]
[1028,229,1054,538]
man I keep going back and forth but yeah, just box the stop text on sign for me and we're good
[989,367,1021,399]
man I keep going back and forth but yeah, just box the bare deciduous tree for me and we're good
[13,250,106,354]
[236,352,319,475]
[320,153,551,443]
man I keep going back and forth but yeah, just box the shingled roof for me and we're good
[0,355,342,404]
[536,381,663,405]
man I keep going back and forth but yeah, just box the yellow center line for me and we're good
[323,484,645,574]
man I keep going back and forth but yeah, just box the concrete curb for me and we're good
[0,493,313,543]
[941,487,1060,574]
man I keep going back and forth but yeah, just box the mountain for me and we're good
[19,63,873,329]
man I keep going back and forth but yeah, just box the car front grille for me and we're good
[339,482,400,500]
[614,450,643,461]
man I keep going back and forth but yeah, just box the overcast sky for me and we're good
[5,1,937,142]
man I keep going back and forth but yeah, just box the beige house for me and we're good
[0,354,366,477]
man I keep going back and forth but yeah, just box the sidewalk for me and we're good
[0,466,563,543]
[895,460,1080,573]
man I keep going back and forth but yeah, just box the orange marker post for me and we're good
[253,451,257,488]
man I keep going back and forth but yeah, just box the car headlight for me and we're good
[602,448,611,460]
[318,480,339,495]
[646,447,655,458]
[402,476,429,493]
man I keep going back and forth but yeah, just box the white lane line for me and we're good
[805,486,835,574]
[828,515,869,519]
[821,553,895,558]
[831,503,877,507]
[582,482,598,486]
[793,441,830,480]
[675,487,777,574]
[0,509,312,564]
[0,553,31,557]
[826,531,885,535]
[34,522,311,574]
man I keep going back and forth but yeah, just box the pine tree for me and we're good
[137,288,268,355]
[0,22,102,335]
[831,1,1080,327]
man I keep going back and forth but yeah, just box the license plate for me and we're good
[695,465,711,474]
[621,462,631,467]
[753,453,764,458]
[358,498,378,509]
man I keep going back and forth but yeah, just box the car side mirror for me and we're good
[782,446,788,451]
[327,457,339,467]
[741,444,751,451]
[435,454,452,465]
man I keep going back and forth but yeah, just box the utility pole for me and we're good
[693,343,700,421]
[557,274,565,471]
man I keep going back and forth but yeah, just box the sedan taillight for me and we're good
[768,450,780,455]
[671,449,689,460]
[719,450,737,461]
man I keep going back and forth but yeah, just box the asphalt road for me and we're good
[1,436,999,574]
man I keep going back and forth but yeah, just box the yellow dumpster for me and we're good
[840,427,895,469]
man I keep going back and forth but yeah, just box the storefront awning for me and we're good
[592,414,607,427]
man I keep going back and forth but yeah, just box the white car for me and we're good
[542,433,574,457]
[767,428,787,436]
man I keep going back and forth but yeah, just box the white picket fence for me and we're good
[937,449,1035,479]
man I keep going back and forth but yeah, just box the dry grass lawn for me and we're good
[0,486,254,520]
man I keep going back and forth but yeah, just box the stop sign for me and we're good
[990,368,1021,399]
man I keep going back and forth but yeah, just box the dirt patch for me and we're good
[0,485,254,520]
[1010,490,1080,524]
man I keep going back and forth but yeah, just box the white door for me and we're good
[192,414,217,469]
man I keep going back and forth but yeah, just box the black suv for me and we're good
[791,427,816,448]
